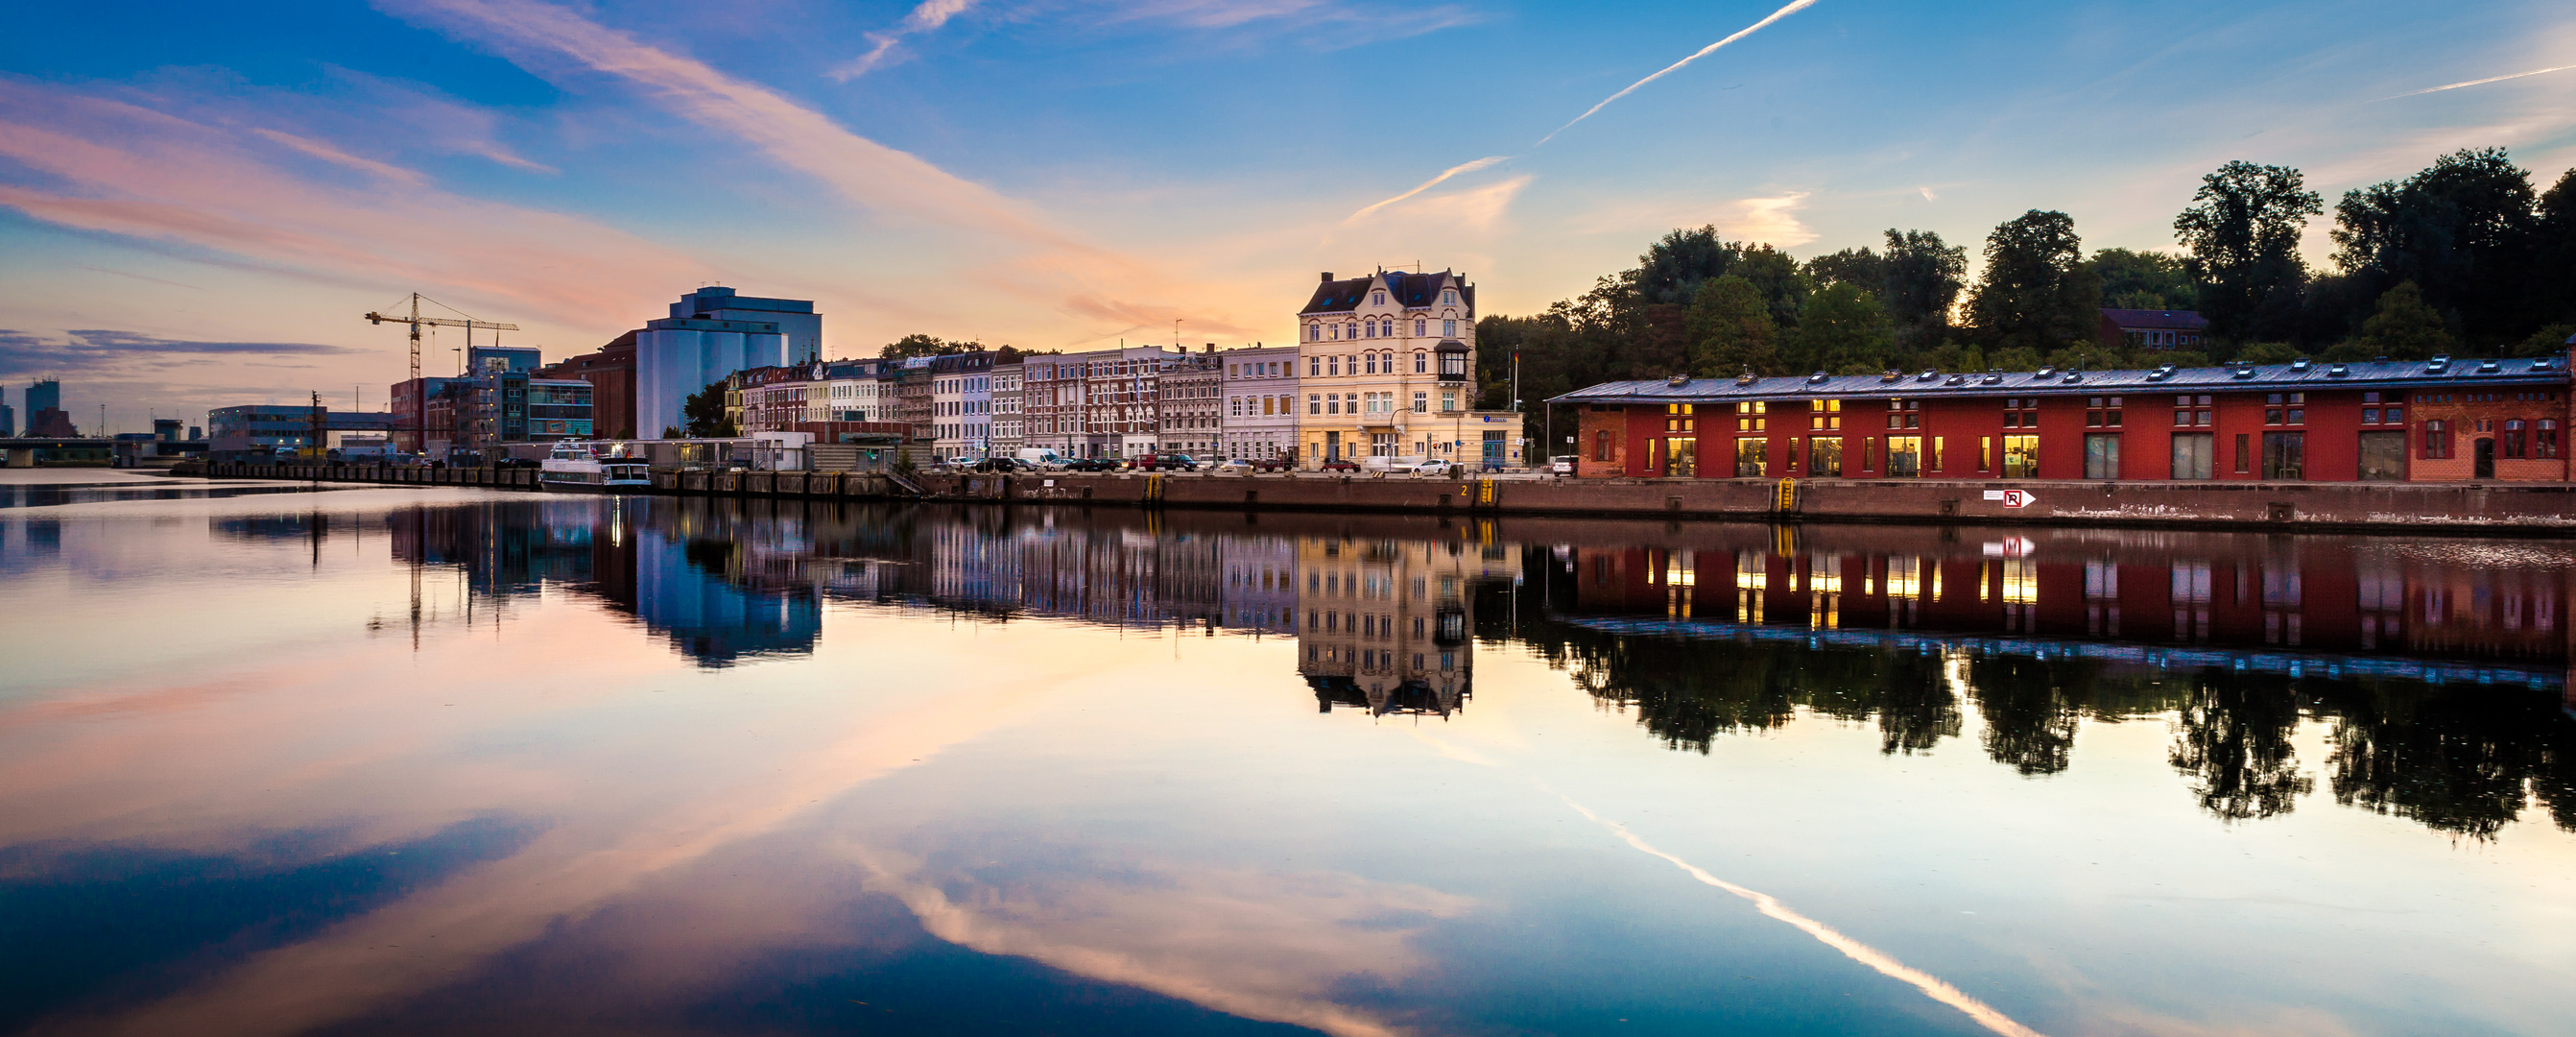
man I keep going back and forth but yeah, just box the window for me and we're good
[2084,433,2120,479]
[1413,392,1427,413]
[2002,435,2039,478]
[1810,399,1842,430]
[2505,420,2527,459]
[1307,394,1321,415]
[1735,401,1767,432]
[2172,432,2214,479]
[1414,351,1427,374]
[1372,290,1385,305]
[1443,289,1457,305]
[1414,319,1426,336]
[2542,420,2562,459]
[1664,403,1697,433]
[1308,356,1320,376]
[1327,355,1339,376]
[1595,429,1612,462]
[2358,430,2405,479]
[1443,319,1458,336]
[1980,436,1993,471]
[1886,436,1923,477]
[1441,390,1457,412]
[2423,420,2451,459]
[2086,397,2122,427]
[1808,436,1842,476]
[2262,431,2305,479]
[1734,437,1765,477]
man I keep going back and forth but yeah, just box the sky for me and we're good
[1,0,2571,431]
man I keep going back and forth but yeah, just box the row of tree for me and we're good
[1478,148,2576,420]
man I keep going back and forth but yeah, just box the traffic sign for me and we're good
[2002,489,2036,509]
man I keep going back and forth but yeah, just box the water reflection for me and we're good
[7,492,2576,1037]
[313,497,2576,839]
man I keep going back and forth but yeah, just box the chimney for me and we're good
[1204,343,1215,353]
[1320,272,1334,282]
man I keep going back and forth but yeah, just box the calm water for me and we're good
[3,473,2572,1036]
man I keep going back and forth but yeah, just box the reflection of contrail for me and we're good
[1536,0,1821,146]
[2372,62,2576,101]
[1343,156,1510,224]
[1553,791,2050,1037]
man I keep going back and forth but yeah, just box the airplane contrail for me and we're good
[1342,156,1510,224]
[1554,790,2051,1037]
[1536,0,1821,146]
[2372,62,2576,102]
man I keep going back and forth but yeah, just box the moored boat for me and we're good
[539,440,651,491]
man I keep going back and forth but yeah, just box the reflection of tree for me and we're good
[1867,655,1960,756]
[2167,672,2312,821]
[2321,683,2567,840]
[1968,657,2085,776]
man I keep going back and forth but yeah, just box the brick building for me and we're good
[534,333,638,439]
[1557,353,2571,483]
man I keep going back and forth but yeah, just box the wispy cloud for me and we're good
[0,328,356,378]
[390,0,1261,341]
[1342,156,1510,225]
[1536,0,1821,146]
[2371,62,2576,102]
[0,80,702,331]
[1724,191,1815,246]
[829,0,978,82]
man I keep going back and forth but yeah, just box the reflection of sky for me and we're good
[2,490,2573,1036]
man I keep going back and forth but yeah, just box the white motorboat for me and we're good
[539,440,652,491]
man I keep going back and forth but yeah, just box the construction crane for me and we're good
[365,293,519,379]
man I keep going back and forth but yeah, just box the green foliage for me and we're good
[2331,148,2539,346]
[2091,248,2198,311]
[1881,229,1968,344]
[1988,346,2044,373]
[2173,161,2319,342]
[2235,342,2303,364]
[2509,323,2575,358]
[1686,276,1779,376]
[1789,281,1895,374]
[1968,210,2101,353]
[680,381,734,438]
[879,333,978,360]
[2355,281,2455,360]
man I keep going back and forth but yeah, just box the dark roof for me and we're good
[2100,308,2209,330]
[1548,355,2571,406]
[1298,270,1474,316]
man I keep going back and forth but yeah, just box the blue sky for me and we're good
[1,0,2570,427]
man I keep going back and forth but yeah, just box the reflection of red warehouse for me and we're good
[1556,353,2573,483]
[1561,534,2570,667]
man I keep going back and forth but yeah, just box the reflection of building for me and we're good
[1222,536,1298,635]
[1296,535,1483,716]
[1554,528,2571,684]
[632,524,823,665]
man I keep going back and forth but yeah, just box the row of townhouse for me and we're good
[696,265,1527,467]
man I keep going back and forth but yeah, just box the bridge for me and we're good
[0,438,203,468]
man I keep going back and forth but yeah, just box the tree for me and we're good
[1881,229,1968,347]
[2331,147,2540,346]
[2173,161,2320,342]
[681,380,734,438]
[879,333,970,360]
[1968,210,2101,354]
[2531,168,2576,330]
[2090,248,2198,311]
[1685,276,1779,376]
[1804,246,1886,297]
[2354,281,2454,360]
[1789,281,1894,374]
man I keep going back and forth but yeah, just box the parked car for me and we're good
[1550,454,1577,475]
[1406,459,1463,477]
[965,457,1028,473]
[1134,453,1200,471]
[1317,459,1361,472]
[1062,457,1114,472]
[1213,458,1254,473]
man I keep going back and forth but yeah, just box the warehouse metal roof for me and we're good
[1548,355,2570,406]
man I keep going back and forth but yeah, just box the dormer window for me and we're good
[1443,289,1457,305]
[1372,291,1386,306]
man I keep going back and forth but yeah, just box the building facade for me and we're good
[1021,345,1177,459]
[1558,354,2573,483]
[534,333,637,439]
[634,287,818,439]
[1158,347,1222,456]
[1220,343,1300,461]
[991,361,1024,455]
[1293,270,1483,466]
[2099,308,2211,350]
[930,351,995,461]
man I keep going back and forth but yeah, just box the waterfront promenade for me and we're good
[195,462,2576,534]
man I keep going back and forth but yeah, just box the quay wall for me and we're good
[196,463,2575,535]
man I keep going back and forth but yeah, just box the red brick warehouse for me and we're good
[1554,352,2574,483]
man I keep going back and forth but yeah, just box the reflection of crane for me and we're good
[365,293,519,379]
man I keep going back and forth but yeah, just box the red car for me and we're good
[1317,459,1361,472]
[1133,453,1200,471]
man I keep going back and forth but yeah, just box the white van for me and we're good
[1013,447,1069,470]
